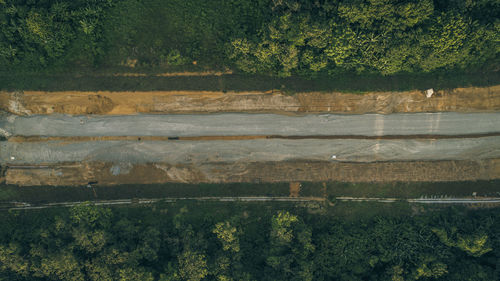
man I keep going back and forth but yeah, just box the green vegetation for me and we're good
[1,202,500,280]
[1,180,499,204]
[1,71,499,92]
[0,0,114,71]
[300,180,500,198]
[229,0,499,77]
[1,0,498,78]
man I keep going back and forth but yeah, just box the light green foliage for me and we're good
[178,250,208,281]
[72,229,107,254]
[35,250,85,281]
[456,235,492,257]
[267,211,315,281]
[432,228,493,257]
[84,259,114,281]
[118,267,154,281]
[230,12,330,76]
[419,13,472,71]
[0,244,29,277]
[389,265,405,281]
[270,211,298,244]
[337,0,434,30]
[166,50,189,66]
[415,261,447,279]
[413,255,448,280]
[230,0,497,76]
[70,201,112,228]
[213,221,240,252]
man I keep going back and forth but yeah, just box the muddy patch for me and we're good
[1,91,114,115]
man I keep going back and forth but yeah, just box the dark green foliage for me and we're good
[0,203,499,280]
[1,0,497,76]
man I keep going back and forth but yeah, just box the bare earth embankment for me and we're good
[1,85,499,115]
[5,159,500,186]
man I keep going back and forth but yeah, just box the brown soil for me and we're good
[1,85,499,116]
[289,182,301,197]
[5,159,500,186]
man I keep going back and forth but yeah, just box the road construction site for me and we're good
[1,86,500,187]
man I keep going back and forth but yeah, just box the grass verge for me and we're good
[0,71,498,92]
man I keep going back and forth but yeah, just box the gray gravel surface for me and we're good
[2,112,500,137]
[2,137,499,165]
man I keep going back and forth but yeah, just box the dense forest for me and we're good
[0,202,499,281]
[0,0,498,76]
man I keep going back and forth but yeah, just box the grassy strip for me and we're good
[147,200,414,222]
[0,71,498,92]
[0,183,290,204]
[1,180,499,204]
[300,180,500,198]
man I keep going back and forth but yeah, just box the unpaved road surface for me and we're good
[2,113,500,165]
[3,137,500,165]
[2,111,500,185]
[3,113,500,137]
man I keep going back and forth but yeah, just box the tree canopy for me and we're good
[0,0,498,76]
[0,202,499,280]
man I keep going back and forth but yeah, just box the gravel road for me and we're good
[2,112,500,137]
[2,112,499,167]
[2,137,499,165]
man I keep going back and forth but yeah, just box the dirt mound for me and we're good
[1,86,499,116]
[289,182,301,197]
[1,91,114,115]
[49,94,114,114]
[296,86,500,113]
